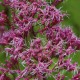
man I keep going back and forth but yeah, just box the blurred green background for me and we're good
[60,0,80,37]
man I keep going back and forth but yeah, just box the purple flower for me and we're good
[0,74,10,80]
[58,58,77,71]
[0,0,79,80]
[72,71,80,80]
[56,73,65,80]
[0,11,7,26]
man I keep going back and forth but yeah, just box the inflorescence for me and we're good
[0,0,80,80]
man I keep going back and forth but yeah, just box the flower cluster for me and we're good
[0,0,80,80]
